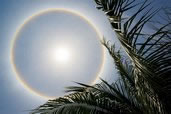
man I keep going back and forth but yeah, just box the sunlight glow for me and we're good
[52,47,70,64]
[11,8,104,99]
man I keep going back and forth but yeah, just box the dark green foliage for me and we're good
[31,0,171,114]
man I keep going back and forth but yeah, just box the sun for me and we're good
[52,47,70,64]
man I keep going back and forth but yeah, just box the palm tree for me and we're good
[31,0,171,114]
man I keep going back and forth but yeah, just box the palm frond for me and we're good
[95,0,171,113]
[32,90,124,114]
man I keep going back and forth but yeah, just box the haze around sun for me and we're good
[12,10,104,98]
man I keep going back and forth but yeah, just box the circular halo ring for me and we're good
[10,8,105,100]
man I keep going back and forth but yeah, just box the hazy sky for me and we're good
[0,0,170,114]
[13,10,104,98]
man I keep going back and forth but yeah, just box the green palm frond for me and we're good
[101,41,165,114]
[32,90,123,114]
[96,0,171,112]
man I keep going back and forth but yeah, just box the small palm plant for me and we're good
[31,0,171,114]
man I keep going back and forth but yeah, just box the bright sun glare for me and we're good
[53,47,70,64]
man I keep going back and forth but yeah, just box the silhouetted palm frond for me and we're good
[95,0,171,112]
[32,82,131,114]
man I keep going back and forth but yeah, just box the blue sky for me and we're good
[0,0,170,114]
